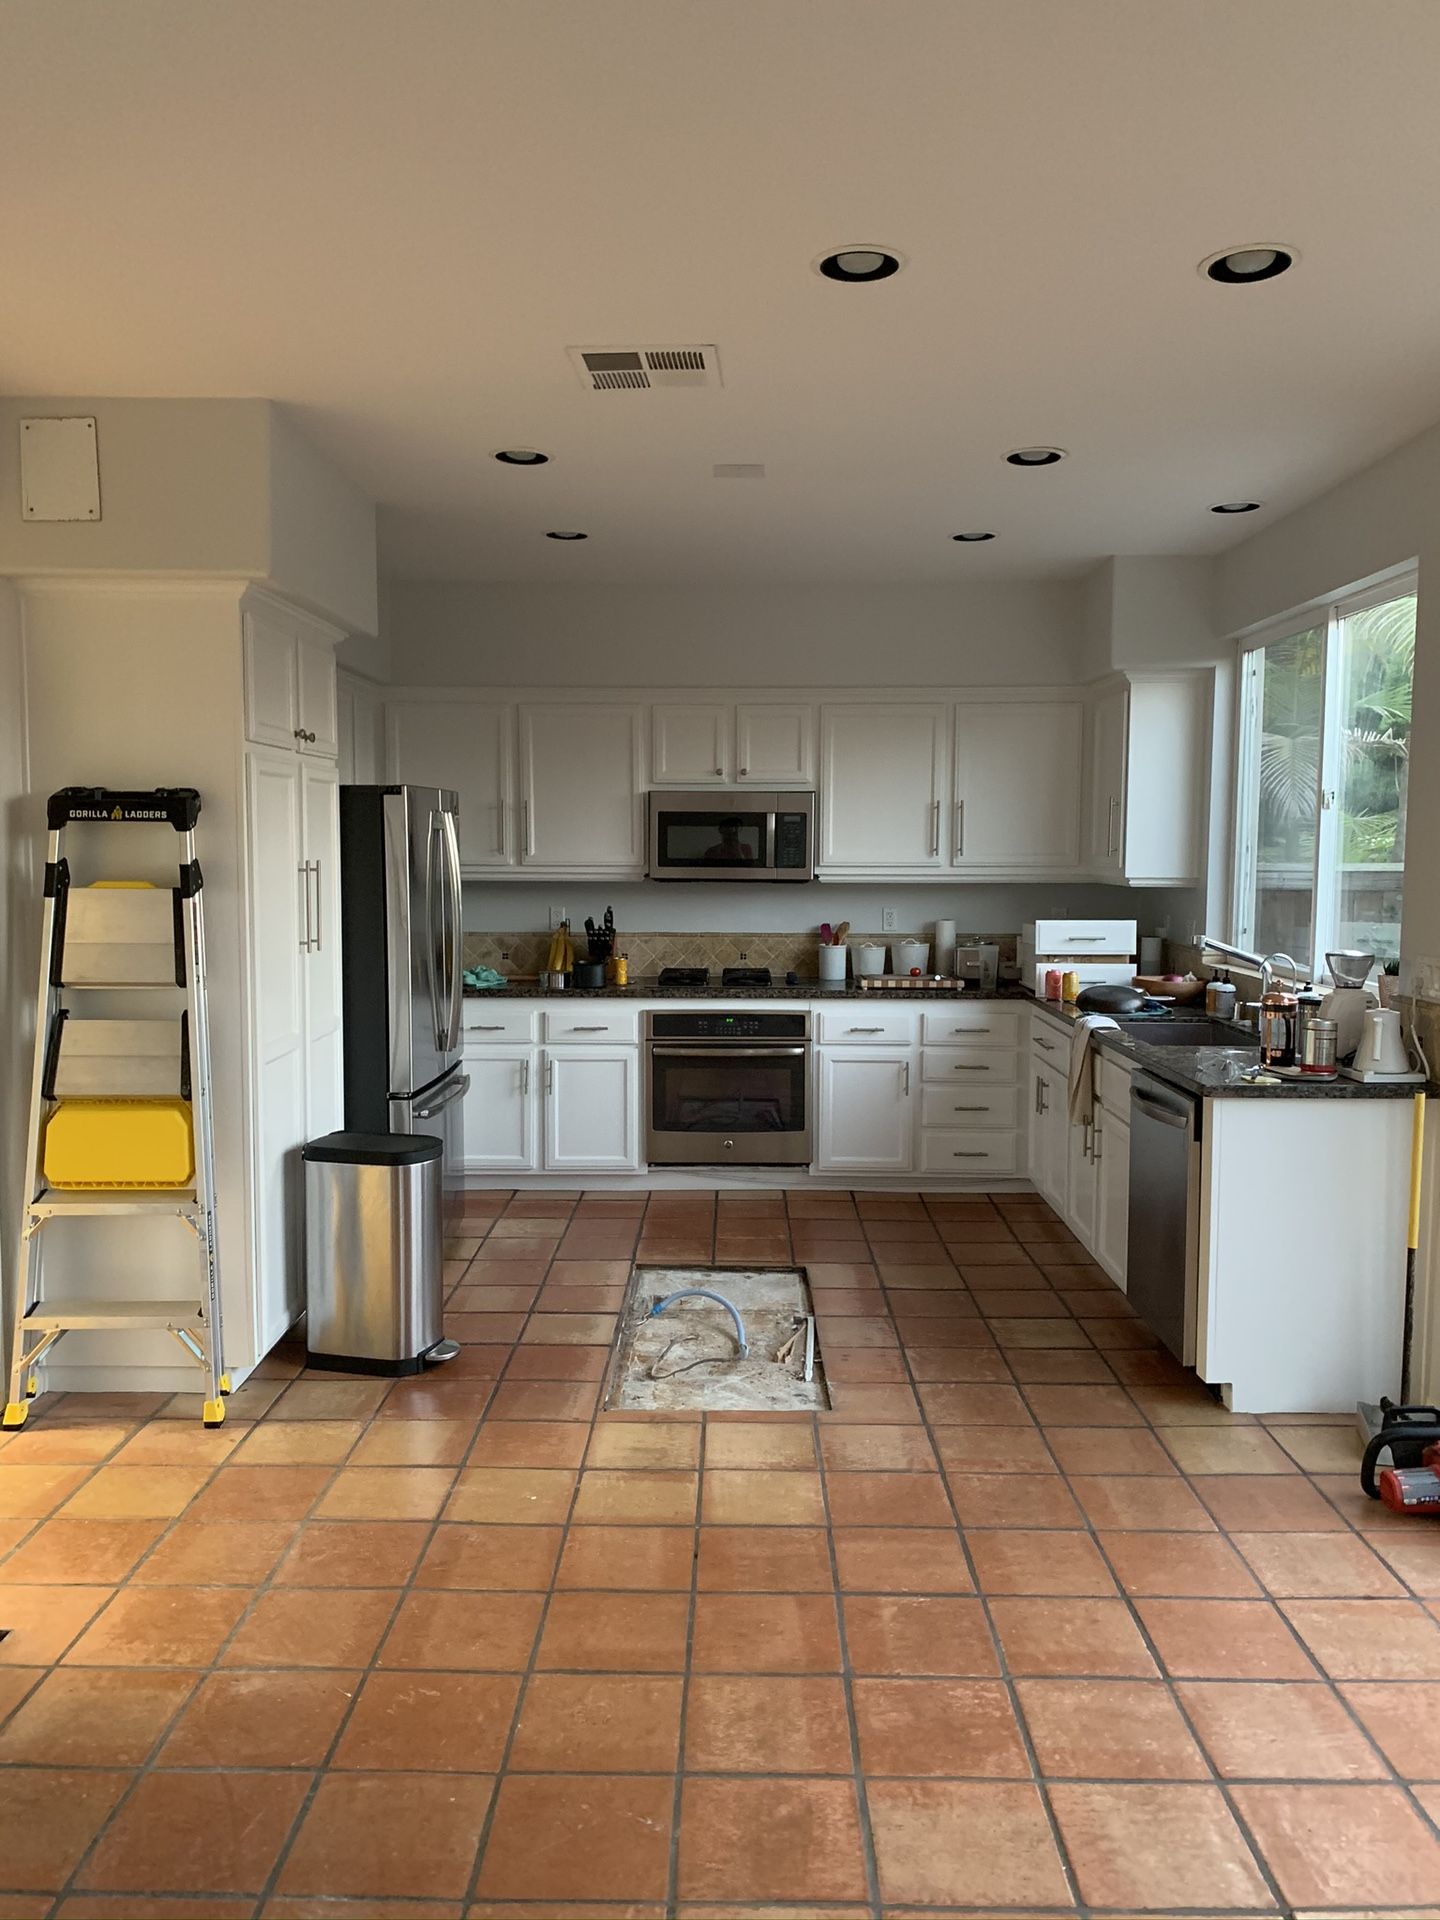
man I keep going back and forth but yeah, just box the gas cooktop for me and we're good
[722,967,772,987]
[657,966,710,987]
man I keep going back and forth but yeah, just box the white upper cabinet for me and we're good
[952,700,1083,874]
[736,702,815,786]
[820,703,948,873]
[243,599,338,758]
[651,703,731,785]
[519,702,645,873]
[388,701,516,872]
[1086,685,1128,877]
[296,639,339,758]
[336,673,386,784]
[1085,672,1210,886]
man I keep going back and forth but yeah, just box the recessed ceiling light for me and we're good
[951,531,996,542]
[1005,447,1067,467]
[494,448,550,465]
[545,530,587,540]
[815,246,903,283]
[1200,244,1296,285]
[1210,500,1262,514]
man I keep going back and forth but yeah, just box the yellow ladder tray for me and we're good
[43,1097,195,1190]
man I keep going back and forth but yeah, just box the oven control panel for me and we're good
[648,1011,810,1041]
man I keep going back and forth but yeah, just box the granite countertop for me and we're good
[1030,994,1434,1100]
[464,975,1030,1004]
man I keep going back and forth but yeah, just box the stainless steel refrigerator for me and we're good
[338,785,468,1225]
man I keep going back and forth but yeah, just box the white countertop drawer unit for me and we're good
[920,1129,1021,1176]
[921,1006,1023,1048]
[921,1044,1020,1087]
[543,1008,640,1045]
[816,1009,917,1047]
[920,1084,1019,1131]
[1026,918,1137,956]
[462,1005,538,1045]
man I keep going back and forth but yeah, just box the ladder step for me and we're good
[22,1298,206,1332]
[30,1188,200,1218]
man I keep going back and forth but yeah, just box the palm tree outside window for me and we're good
[1233,578,1415,979]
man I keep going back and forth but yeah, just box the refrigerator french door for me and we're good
[338,785,469,1227]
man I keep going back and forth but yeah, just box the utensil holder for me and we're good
[818,943,848,983]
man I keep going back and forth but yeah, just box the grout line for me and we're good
[664,1381,705,1919]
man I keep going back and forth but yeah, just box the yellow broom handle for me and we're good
[1410,1091,1427,1252]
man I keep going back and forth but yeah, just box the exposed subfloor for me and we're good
[0,1188,1437,1914]
[609,1267,828,1413]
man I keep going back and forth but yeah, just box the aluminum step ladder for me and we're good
[5,787,229,1428]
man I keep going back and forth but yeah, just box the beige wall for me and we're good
[268,407,378,636]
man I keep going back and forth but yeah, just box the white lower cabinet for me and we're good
[1094,1107,1130,1288]
[1028,1055,1067,1210]
[1066,1105,1098,1248]
[462,1048,538,1173]
[543,1048,640,1172]
[816,1049,915,1174]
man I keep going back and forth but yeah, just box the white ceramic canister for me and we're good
[853,942,887,977]
[892,939,930,974]
[817,942,848,982]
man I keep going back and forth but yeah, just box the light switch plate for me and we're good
[20,417,100,521]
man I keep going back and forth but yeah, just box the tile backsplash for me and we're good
[464,930,1020,979]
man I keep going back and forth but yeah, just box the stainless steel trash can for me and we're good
[302,1131,447,1374]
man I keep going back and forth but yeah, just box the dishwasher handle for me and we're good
[1131,1083,1194,1130]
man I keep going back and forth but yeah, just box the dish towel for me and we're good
[1068,1014,1120,1123]
[463,965,508,991]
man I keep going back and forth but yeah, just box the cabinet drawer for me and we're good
[543,1007,640,1045]
[1029,917,1136,955]
[921,1045,1020,1086]
[920,1130,1021,1175]
[816,1008,917,1046]
[462,1004,537,1044]
[1029,1019,1066,1064]
[921,1085,1018,1130]
[922,1006,1023,1048]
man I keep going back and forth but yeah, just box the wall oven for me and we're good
[645,1010,812,1165]
[648,790,815,881]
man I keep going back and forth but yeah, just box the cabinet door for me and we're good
[1094,1110,1130,1289]
[651,704,730,785]
[300,759,344,1142]
[519,704,645,872]
[243,607,299,750]
[1028,1057,1067,1209]
[820,705,947,871]
[463,1048,538,1171]
[244,750,307,1350]
[1065,1106,1098,1248]
[953,701,1083,872]
[543,1048,640,1171]
[352,684,385,783]
[1086,688,1128,875]
[296,638,339,758]
[736,703,816,786]
[389,701,516,871]
[816,1049,915,1173]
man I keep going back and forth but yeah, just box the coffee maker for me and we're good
[1319,950,1380,1062]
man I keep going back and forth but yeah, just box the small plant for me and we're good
[1384,959,1401,976]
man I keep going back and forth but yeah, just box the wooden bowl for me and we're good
[1132,973,1206,1003]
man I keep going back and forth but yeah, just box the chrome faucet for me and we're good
[1260,952,1302,995]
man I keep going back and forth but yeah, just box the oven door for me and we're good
[647,1044,812,1165]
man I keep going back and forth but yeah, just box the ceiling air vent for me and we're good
[567,345,723,392]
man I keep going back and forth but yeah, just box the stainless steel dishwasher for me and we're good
[1127,1072,1202,1363]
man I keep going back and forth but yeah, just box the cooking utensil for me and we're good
[831,920,850,945]
[819,922,832,945]
[1076,983,1158,1014]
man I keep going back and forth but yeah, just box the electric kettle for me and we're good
[1352,1008,1411,1077]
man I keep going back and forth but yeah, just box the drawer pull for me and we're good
[470,1024,506,1031]
[952,1104,988,1112]
[952,1026,989,1035]
[848,1026,885,1034]
[570,1025,608,1032]
[952,1150,989,1158]
[953,1063,990,1071]
[1034,1036,1058,1053]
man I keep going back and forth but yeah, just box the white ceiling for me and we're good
[6,0,1440,585]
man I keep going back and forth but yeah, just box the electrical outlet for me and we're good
[548,905,567,931]
[881,907,898,933]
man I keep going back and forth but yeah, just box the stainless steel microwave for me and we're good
[647,790,816,881]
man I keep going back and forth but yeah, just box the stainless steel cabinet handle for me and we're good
[570,1025,608,1032]
[523,799,534,858]
[902,1062,911,1095]
[953,1026,990,1035]
[1034,1074,1042,1115]
[298,862,313,951]
[848,1026,885,1034]
[545,1057,554,1094]
[1082,1114,1093,1159]
[471,1024,505,1032]
[311,858,322,953]
[952,1150,988,1158]
[1107,795,1119,857]
[498,798,507,858]
[1066,934,1105,943]
[952,1103,988,1113]
[955,799,965,857]
[1036,1076,1049,1115]
[1092,1119,1103,1161]
[953,1063,990,1071]
[520,1057,530,1095]
[931,798,941,856]
[652,1045,807,1060]
[1034,1036,1058,1053]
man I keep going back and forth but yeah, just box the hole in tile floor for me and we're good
[605,1267,829,1413]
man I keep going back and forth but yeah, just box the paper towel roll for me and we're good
[933,920,957,977]
[1139,935,1163,975]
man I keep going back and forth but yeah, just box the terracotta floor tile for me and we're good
[334,1669,519,1769]
[989,1597,1157,1677]
[273,1520,429,1587]
[1018,1677,1209,1779]
[585,1423,700,1469]
[279,1772,495,1900]
[510,1672,683,1771]
[677,1778,866,1903]
[818,1425,935,1472]
[415,1522,562,1590]
[1100,1531,1263,1598]
[486,1381,600,1421]
[692,1592,842,1671]
[946,1472,1082,1528]
[0,1517,166,1585]
[1282,1598,1440,1679]
[1137,1598,1319,1679]
[1180,1679,1388,1779]
[1163,1425,1299,1474]
[232,1421,363,1466]
[1267,1421,1366,1473]
[1007,1347,1116,1383]
[6,1422,137,1464]
[1049,1781,1269,1910]
[81,1771,310,1895]
[904,1346,1013,1382]
[0,1770,131,1892]
[59,1894,254,1918]
[0,1667,195,1766]
[185,1465,331,1521]
[503,1346,608,1382]
[477,1775,671,1900]
[985,1316,1093,1348]
[571,1469,697,1525]
[466,1422,590,1468]
[1371,1531,1440,1594]
[820,1384,921,1423]
[970,1529,1117,1596]
[702,1467,826,1525]
[557,1524,695,1590]
[223,1587,398,1667]
[0,1584,118,1666]
[1234,1530,1406,1598]
[915,1383,1032,1427]
[1048,1426,1176,1475]
[159,1669,359,1766]
[130,1519,297,1586]
[832,1526,972,1593]
[63,1463,216,1523]
[520,1312,618,1346]
[538,1590,691,1670]
[932,1426,1056,1473]
[380,1590,543,1670]
[270,1379,391,1421]
[843,1595,999,1675]
[867,1780,1070,1908]
[1342,1681,1440,1776]
[703,1424,817,1469]
[372,1379,492,1422]
[854,1675,1028,1776]
[65,1586,245,1666]
[1232,1782,1440,1908]
[0,1464,92,1517]
[823,1470,952,1528]
[686,1674,853,1772]
[1192,1472,1347,1531]
[312,1465,454,1522]
[1070,1473,1215,1531]
[444,1466,578,1524]
[348,1419,477,1466]
[696,1525,834,1592]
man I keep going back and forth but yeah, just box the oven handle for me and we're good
[650,1045,809,1059]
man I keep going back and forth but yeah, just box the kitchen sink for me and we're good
[1117,1018,1261,1049]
